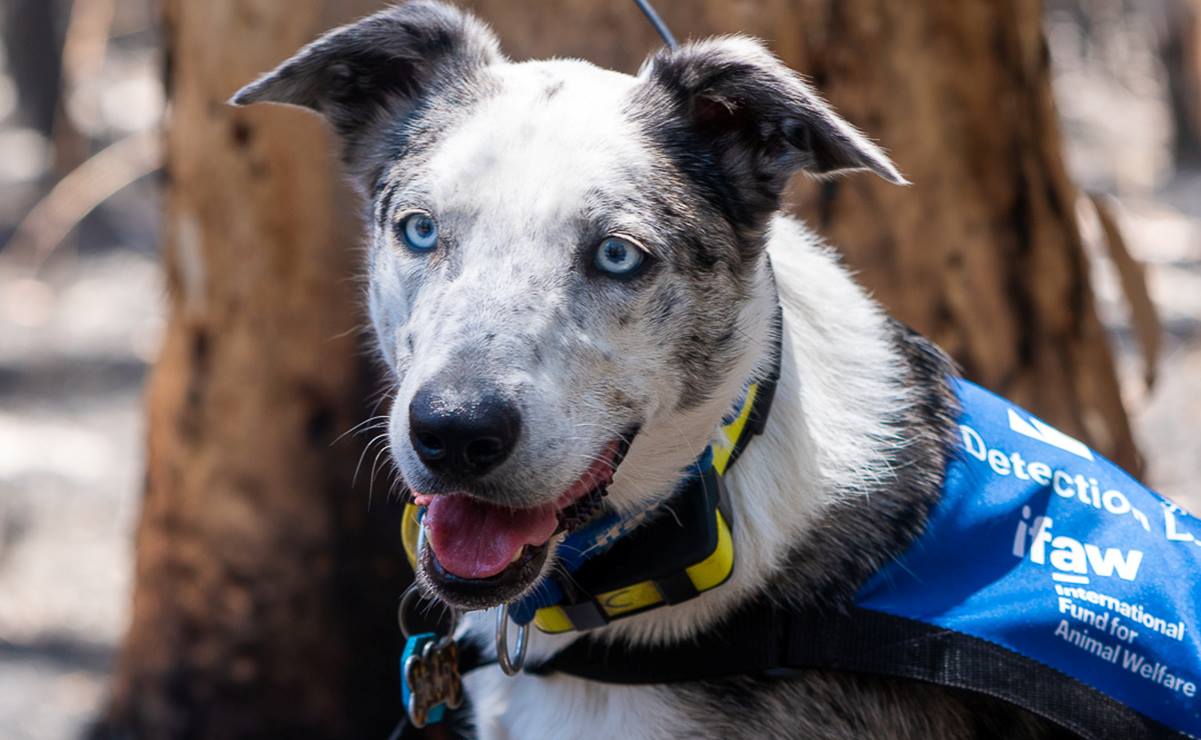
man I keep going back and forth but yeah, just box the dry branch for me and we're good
[1089,193,1163,389]
[2,129,160,273]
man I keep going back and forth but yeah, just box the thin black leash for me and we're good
[633,0,679,50]
[385,2,677,737]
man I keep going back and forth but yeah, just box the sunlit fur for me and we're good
[235,3,1058,737]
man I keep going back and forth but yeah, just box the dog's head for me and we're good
[234,1,901,610]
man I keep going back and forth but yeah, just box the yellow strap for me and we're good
[402,503,420,569]
[533,508,735,634]
[711,383,759,476]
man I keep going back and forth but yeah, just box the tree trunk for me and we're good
[99,2,408,738]
[466,0,1140,472]
[102,1,1140,738]
[1,0,63,137]
[1163,0,1201,163]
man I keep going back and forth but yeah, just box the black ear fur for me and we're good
[643,36,905,191]
[230,0,502,184]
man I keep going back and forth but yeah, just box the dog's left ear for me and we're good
[230,1,503,185]
[639,36,905,209]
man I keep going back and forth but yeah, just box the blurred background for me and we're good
[0,1,1198,738]
[1,2,161,739]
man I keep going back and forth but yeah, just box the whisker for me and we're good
[353,432,391,490]
[332,414,388,447]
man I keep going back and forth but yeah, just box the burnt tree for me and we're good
[100,1,408,738]
[1163,0,1201,162]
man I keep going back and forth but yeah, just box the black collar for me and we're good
[511,302,783,633]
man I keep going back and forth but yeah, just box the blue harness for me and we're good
[855,378,1200,736]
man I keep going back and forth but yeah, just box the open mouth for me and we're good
[412,432,635,607]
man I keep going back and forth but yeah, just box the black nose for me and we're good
[408,385,522,478]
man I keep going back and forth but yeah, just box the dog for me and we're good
[232,3,1165,738]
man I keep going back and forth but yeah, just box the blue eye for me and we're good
[399,212,438,252]
[594,236,645,277]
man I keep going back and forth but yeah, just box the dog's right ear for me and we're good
[230,0,502,185]
[637,36,904,233]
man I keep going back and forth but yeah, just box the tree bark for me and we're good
[466,0,1140,472]
[102,1,1140,738]
[99,2,408,738]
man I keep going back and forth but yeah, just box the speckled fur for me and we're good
[234,3,1065,738]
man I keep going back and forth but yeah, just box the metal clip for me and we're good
[495,603,529,676]
[398,581,459,638]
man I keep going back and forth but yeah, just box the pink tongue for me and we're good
[425,495,559,579]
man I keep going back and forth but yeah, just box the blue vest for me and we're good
[858,379,1200,736]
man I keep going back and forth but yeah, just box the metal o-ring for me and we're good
[398,586,459,640]
[398,583,423,638]
[495,604,528,676]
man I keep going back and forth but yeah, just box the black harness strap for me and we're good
[528,604,1180,740]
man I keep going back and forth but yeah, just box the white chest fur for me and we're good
[465,666,681,740]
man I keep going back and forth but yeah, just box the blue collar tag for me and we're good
[400,631,462,728]
[857,379,1200,735]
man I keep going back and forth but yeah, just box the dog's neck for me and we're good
[468,214,956,657]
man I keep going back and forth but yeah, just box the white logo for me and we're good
[1007,409,1094,461]
[1014,506,1144,583]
